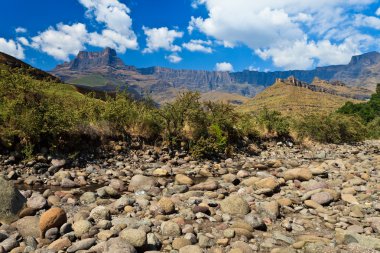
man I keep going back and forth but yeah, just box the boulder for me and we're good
[39,208,67,238]
[220,196,250,215]
[128,175,156,192]
[0,177,26,224]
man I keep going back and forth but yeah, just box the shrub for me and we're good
[255,108,290,137]
[338,83,380,123]
[295,113,367,143]
[367,117,380,139]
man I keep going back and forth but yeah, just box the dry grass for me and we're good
[239,81,361,117]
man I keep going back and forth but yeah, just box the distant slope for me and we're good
[0,52,60,82]
[51,48,380,105]
[240,78,361,116]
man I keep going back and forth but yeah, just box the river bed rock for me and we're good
[0,140,379,252]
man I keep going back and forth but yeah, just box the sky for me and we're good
[0,0,380,72]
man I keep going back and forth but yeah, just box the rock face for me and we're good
[0,177,26,224]
[55,47,131,71]
[51,48,380,104]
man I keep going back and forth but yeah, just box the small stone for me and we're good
[172,238,191,249]
[161,221,181,237]
[190,180,218,191]
[90,206,111,222]
[27,192,47,210]
[342,194,359,205]
[153,168,168,176]
[224,229,235,238]
[311,192,334,205]
[128,175,156,192]
[120,229,147,247]
[175,174,194,185]
[72,220,92,238]
[220,196,250,215]
[179,245,203,253]
[256,201,279,221]
[40,207,67,238]
[158,197,175,214]
[48,238,72,251]
[80,192,96,204]
[67,238,96,253]
[284,168,313,181]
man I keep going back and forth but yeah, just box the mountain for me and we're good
[0,52,60,82]
[51,48,264,103]
[50,48,380,104]
[239,77,363,116]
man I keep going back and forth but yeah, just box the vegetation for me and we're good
[0,69,379,159]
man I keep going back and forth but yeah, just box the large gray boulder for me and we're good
[0,177,26,224]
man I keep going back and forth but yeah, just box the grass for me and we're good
[239,80,361,117]
[68,74,124,87]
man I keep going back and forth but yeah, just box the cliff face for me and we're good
[53,47,136,72]
[230,52,380,91]
[50,49,380,103]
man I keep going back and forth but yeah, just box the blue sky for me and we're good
[0,0,379,72]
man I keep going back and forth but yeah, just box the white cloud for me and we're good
[79,0,138,51]
[31,23,88,61]
[189,0,378,69]
[15,27,27,33]
[17,37,30,46]
[354,14,380,30]
[143,27,183,53]
[0,38,25,59]
[216,62,233,72]
[88,29,138,53]
[376,8,380,16]
[256,37,362,69]
[182,39,213,53]
[28,0,138,61]
[166,53,182,63]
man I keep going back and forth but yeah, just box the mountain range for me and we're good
[50,48,379,103]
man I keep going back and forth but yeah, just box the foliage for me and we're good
[338,83,380,122]
[255,108,290,137]
[1,69,378,158]
[295,113,367,143]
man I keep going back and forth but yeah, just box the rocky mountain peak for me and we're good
[66,47,126,71]
[348,51,380,66]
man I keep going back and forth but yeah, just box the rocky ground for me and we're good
[0,140,379,253]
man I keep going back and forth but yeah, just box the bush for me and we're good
[338,83,380,123]
[295,113,367,143]
[367,117,380,139]
[255,108,290,137]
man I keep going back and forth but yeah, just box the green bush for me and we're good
[367,117,380,139]
[295,113,367,143]
[338,83,380,123]
[256,108,290,137]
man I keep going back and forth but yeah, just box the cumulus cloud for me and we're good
[189,0,378,69]
[143,27,183,53]
[79,0,138,50]
[182,39,213,53]
[28,0,138,61]
[31,23,88,61]
[215,62,233,72]
[256,37,361,69]
[354,14,380,30]
[166,53,182,63]
[15,27,27,33]
[376,8,380,16]
[0,38,25,59]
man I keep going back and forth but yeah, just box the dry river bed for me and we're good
[0,140,379,253]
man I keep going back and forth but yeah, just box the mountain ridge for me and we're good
[51,48,380,98]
